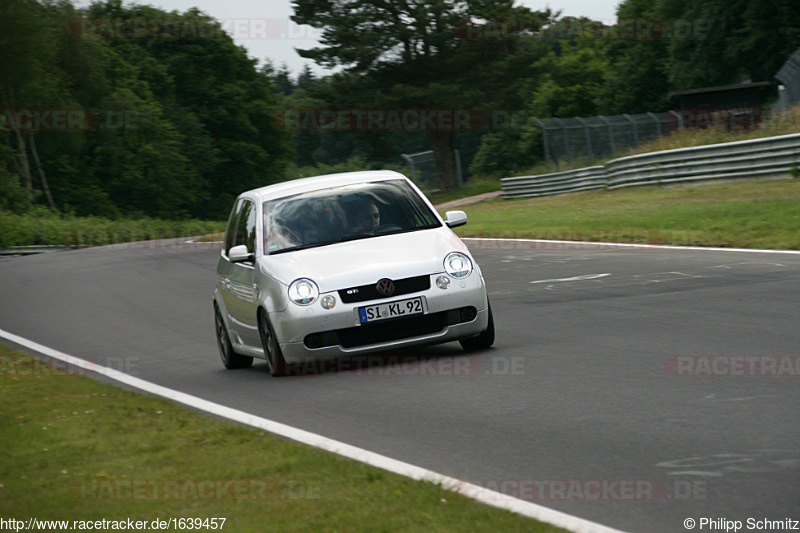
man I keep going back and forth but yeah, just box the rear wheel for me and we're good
[459,300,495,351]
[215,305,253,369]
[259,310,286,377]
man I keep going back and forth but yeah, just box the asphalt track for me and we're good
[1,238,798,532]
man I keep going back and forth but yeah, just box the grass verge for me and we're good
[449,179,800,250]
[427,176,506,205]
[0,345,565,532]
[0,208,227,249]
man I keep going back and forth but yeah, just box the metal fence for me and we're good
[534,113,681,170]
[401,149,463,192]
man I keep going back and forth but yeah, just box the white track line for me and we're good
[462,237,800,254]
[530,273,612,284]
[0,327,625,533]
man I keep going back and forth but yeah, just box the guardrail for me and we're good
[501,133,800,199]
[0,245,72,257]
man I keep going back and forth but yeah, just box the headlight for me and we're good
[444,252,472,279]
[288,278,319,305]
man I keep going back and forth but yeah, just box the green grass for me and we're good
[0,208,227,249]
[0,345,565,532]
[619,123,800,159]
[449,179,800,250]
[427,176,505,205]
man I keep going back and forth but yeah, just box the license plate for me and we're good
[359,297,423,324]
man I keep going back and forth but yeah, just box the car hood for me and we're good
[258,227,470,292]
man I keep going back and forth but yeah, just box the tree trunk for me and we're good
[28,131,56,210]
[428,130,458,192]
[11,122,34,201]
[3,87,34,201]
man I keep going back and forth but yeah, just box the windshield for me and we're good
[263,179,441,254]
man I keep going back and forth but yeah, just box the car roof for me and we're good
[242,170,411,202]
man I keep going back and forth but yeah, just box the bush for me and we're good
[0,162,30,215]
[0,209,226,249]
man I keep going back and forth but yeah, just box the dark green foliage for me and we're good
[2,0,798,217]
[472,0,800,175]
[661,0,800,90]
[0,0,291,220]
[597,0,670,113]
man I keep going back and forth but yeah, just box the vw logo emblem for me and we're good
[376,278,395,296]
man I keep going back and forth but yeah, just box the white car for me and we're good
[213,170,494,376]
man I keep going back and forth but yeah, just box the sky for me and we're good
[73,0,621,76]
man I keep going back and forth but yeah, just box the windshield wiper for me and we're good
[269,242,331,255]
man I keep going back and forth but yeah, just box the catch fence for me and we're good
[534,113,681,170]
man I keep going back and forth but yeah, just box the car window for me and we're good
[223,199,242,256]
[234,200,257,255]
[263,179,441,254]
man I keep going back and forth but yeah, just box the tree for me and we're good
[598,0,670,114]
[292,0,553,190]
[0,0,58,206]
[658,0,800,90]
[83,1,292,219]
[469,15,610,176]
[527,24,609,118]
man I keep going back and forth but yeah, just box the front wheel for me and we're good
[459,300,495,351]
[259,310,286,377]
[215,305,253,369]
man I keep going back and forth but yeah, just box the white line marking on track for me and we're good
[530,273,611,284]
[463,237,800,255]
[0,327,625,533]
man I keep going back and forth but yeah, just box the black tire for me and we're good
[459,300,495,351]
[259,310,286,377]
[215,305,253,369]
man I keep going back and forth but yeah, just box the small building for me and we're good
[668,80,774,130]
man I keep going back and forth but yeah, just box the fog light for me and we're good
[460,307,477,322]
[305,334,322,349]
[321,295,336,309]
[436,275,451,289]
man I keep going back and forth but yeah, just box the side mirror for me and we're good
[444,210,468,229]
[229,244,253,263]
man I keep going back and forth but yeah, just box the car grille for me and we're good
[337,275,431,304]
[303,307,477,350]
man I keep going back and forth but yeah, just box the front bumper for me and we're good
[270,272,489,358]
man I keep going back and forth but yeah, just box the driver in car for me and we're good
[349,196,381,234]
